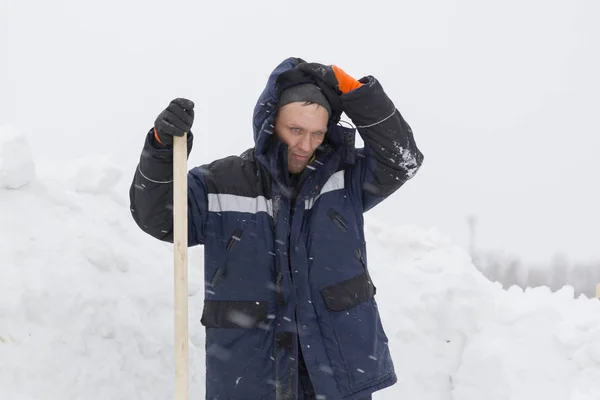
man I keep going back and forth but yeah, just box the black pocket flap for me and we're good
[321,273,376,312]
[201,300,268,328]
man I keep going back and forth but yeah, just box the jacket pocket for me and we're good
[207,228,245,292]
[202,300,274,399]
[321,272,375,312]
[320,273,392,391]
[201,300,268,329]
[327,208,349,232]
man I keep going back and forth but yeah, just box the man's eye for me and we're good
[313,131,325,137]
[291,127,301,133]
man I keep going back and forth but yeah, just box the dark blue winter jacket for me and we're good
[130,57,424,399]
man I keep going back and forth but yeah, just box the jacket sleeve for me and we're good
[129,129,208,246]
[343,76,424,212]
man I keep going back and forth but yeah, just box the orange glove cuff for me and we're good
[154,127,163,144]
[332,65,363,94]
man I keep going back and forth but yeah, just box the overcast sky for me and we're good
[2,0,599,266]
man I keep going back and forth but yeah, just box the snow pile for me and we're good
[68,154,123,195]
[2,128,600,400]
[454,286,600,400]
[0,129,206,400]
[366,221,600,399]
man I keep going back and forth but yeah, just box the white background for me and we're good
[3,0,599,264]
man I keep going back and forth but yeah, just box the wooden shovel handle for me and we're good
[173,133,189,400]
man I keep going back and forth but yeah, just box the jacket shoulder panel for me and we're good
[199,148,271,199]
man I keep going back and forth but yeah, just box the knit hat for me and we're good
[279,83,332,117]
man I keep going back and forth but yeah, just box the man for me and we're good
[130,57,424,400]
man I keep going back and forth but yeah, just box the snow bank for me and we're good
[0,129,206,400]
[365,221,600,399]
[2,127,600,400]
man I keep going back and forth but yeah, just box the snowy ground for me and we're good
[2,127,600,400]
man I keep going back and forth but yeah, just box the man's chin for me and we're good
[289,163,307,174]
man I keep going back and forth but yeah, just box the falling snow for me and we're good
[2,127,600,400]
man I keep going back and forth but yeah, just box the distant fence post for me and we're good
[467,215,478,261]
[596,283,600,299]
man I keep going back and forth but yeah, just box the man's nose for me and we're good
[298,134,312,153]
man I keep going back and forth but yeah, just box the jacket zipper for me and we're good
[210,266,224,289]
[276,272,285,306]
[327,208,348,232]
[211,228,244,290]
[226,228,243,251]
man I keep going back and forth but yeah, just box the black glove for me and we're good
[153,98,195,146]
[295,62,342,96]
[294,62,344,123]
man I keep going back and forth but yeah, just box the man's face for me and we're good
[274,102,329,174]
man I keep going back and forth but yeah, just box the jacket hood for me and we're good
[252,57,355,163]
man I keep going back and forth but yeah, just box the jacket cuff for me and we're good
[138,129,194,183]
